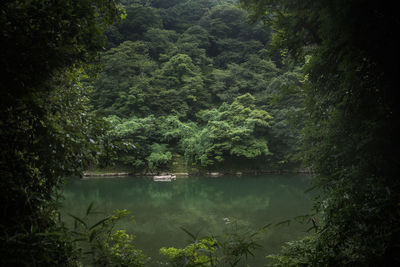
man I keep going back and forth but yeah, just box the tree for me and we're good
[143,28,179,60]
[158,0,218,33]
[182,94,272,168]
[0,0,119,265]
[91,0,302,172]
[240,0,400,265]
[199,3,270,67]
[200,4,250,39]
[210,55,280,103]
[150,53,210,119]
[91,40,157,117]
[1,0,118,96]
[176,25,213,69]
[117,4,162,41]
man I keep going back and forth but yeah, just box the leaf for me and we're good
[68,214,87,228]
[275,219,291,227]
[293,214,313,224]
[247,249,254,257]
[249,231,258,238]
[89,230,98,242]
[89,217,110,230]
[306,226,316,233]
[260,223,272,231]
[232,258,241,266]
[179,227,198,242]
[86,202,94,216]
[70,231,85,236]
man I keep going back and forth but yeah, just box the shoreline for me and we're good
[82,169,314,178]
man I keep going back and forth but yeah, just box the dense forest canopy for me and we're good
[1,0,399,266]
[90,0,304,173]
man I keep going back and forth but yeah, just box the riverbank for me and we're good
[82,168,314,178]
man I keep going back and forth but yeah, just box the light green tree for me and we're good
[183,94,272,167]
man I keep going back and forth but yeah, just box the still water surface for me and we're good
[62,174,314,266]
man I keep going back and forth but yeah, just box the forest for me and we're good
[1,0,399,266]
[89,0,304,174]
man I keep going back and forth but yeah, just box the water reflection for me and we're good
[61,174,314,265]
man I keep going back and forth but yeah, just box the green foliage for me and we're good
[210,55,280,103]
[241,0,400,265]
[99,93,274,171]
[0,0,118,265]
[160,238,218,267]
[109,230,149,267]
[102,115,156,169]
[239,0,320,61]
[151,53,210,118]
[146,143,173,171]
[159,0,219,33]
[115,5,162,42]
[91,0,304,173]
[91,40,157,117]
[5,0,399,265]
[1,0,120,96]
[0,68,111,266]
[70,206,149,266]
[182,94,272,167]
[265,235,324,266]
[0,215,79,266]
[200,4,250,39]
[144,28,179,60]
[160,220,265,266]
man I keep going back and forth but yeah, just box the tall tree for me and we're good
[240,0,400,265]
[0,0,118,265]
[91,40,157,117]
[183,94,272,168]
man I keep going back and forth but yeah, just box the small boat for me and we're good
[153,175,176,182]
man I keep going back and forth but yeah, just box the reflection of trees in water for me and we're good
[62,176,314,260]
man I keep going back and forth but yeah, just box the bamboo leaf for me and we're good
[180,227,197,241]
[69,214,87,228]
[86,202,94,216]
[89,217,110,230]
[89,230,98,242]
[275,219,291,227]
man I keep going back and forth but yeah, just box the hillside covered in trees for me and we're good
[89,0,304,174]
[1,0,399,266]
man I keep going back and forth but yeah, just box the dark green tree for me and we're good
[240,0,400,265]
[158,0,218,33]
[150,53,210,119]
[91,40,157,117]
[0,0,119,265]
[117,4,162,41]
[143,28,179,60]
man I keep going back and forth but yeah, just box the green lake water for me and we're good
[62,174,315,266]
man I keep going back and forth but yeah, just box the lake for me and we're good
[61,174,315,266]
